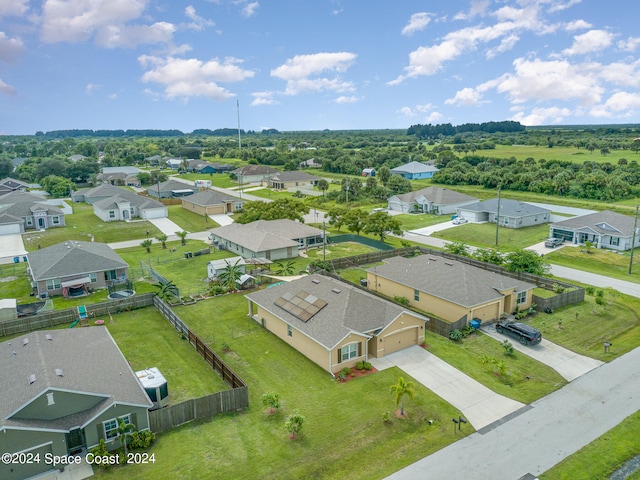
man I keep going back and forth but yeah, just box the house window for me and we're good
[103,414,131,440]
[287,325,293,337]
[516,291,527,305]
[109,211,116,219]
[493,214,498,221]
[130,208,135,215]
[414,289,419,301]
[104,270,117,281]
[341,343,358,362]
[90,273,97,283]
[52,216,60,225]
[610,237,620,246]
[504,217,509,226]
[26,217,33,226]
[46,278,61,290]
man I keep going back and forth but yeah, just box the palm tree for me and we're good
[389,377,415,417]
[156,233,168,249]
[141,239,153,253]
[175,230,188,246]
[274,261,296,275]
[153,279,179,302]
[218,259,244,291]
[116,420,136,458]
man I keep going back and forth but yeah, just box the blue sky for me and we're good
[1,0,639,135]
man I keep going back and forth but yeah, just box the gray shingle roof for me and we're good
[390,161,439,174]
[80,185,164,209]
[0,328,152,430]
[367,255,534,308]
[27,241,128,281]
[393,186,477,205]
[246,275,427,349]
[550,210,637,236]
[269,171,321,182]
[148,179,198,193]
[461,198,550,217]
[183,190,240,206]
[210,219,323,252]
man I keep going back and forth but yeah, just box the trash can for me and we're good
[470,319,482,330]
[184,252,193,259]
[360,279,368,287]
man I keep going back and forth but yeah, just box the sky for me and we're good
[1,0,640,135]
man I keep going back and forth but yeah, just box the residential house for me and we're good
[207,256,247,280]
[27,241,129,298]
[71,185,167,220]
[390,161,439,180]
[232,165,274,184]
[366,255,535,326]
[362,168,376,177]
[456,198,551,228]
[181,190,243,216]
[209,219,324,260]
[146,179,198,199]
[10,158,27,172]
[0,191,66,234]
[96,166,141,187]
[245,274,428,374]
[298,158,321,169]
[186,160,234,174]
[0,328,153,480]
[549,210,640,251]
[165,158,184,170]
[68,154,87,163]
[387,186,478,214]
[0,177,29,194]
[265,171,321,190]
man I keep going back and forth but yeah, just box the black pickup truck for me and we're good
[496,321,542,346]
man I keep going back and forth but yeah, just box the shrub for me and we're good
[363,361,372,371]
[585,286,596,296]
[595,296,607,306]
[552,283,566,294]
[449,329,463,341]
[129,430,156,450]
[596,289,605,298]
[342,367,351,376]
[501,340,514,356]
[355,361,365,370]
[393,296,410,306]
[381,411,391,423]
[461,325,476,337]
[89,440,116,469]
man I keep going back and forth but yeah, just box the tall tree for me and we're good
[389,377,415,417]
[218,259,244,291]
[363,211,402,241]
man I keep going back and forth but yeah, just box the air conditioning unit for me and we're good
[39,292,49,299]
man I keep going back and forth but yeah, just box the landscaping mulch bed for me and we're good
[336,366,378,383]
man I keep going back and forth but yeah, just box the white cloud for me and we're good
[0,32,25,63]
[0,78,16,95]
[251,91,277,106]
[139,55,255,101]
[562,29,614,56]
[40,0,175,48]
[334,95,358,104]
[185,5,215,31]
[618,37,640,52]
[0,0,29,17]
[564,19,591,31]
[547,0,582,14]
[241,2,259,17]
[511,106,572,125]
[271,52,357,95]
[402,12,432,36]
[486,34,519,59]
[398,106,415,117]
[589,92,640,118]
[415,103,434,113]
[445,87,486,107]
[426,111,443,123]
[85,83,100,94]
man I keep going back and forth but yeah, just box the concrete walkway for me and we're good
[371,345,525,430]
[387,346,640,480]
[480,326,603,381]
[208,213,235,226]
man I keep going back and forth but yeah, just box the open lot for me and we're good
[431,222,550,251]
[545,246,640,284]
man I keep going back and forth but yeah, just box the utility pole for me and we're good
[629,203,639,274]
[495,187,501,246]
[322,220,326,262]
[237,99,242,200]
[345,178,350,208]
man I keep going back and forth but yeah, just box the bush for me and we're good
[449,329,463,341]
[595,296,607,306]
[363,361,372,371]
[355,361,365,370]
[89,440,116,469]
[342,367,351,376]
[552,282,566,294]
[129,430,156,450]
[393,296,410,306]
[501,340,514,356]
[585,286,596,296]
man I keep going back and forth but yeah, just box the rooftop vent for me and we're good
[444,262,454,266]
[429,257,438,261]
[55,368,64,377]
[311,279,320,284]
[23,338,29,347]
[28,374,36,385]
[331,288,341,294]
[46,334,53,341]
[47,392,55,406]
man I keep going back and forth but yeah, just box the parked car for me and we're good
[452,217,468,225]
[544,237,564,248]
[496,321,542,346]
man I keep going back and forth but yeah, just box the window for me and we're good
[46,278,61,290]
[109,211,116,219]
[52,216,60,225]
[104,270,117,281]
[90,273,97,283]
[104,414,131,440]
[504,217,509,226]
[287,325,293,337]
[414,289,420,301]
[516,291,527,305]
[610,237,620,246]
[26,217,33,226]
[341,343,358,362]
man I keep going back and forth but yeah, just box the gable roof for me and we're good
[0,191,64,219]
[461,198,550,217]
[79,185,164,209]
[246,275,427,349]
[393,186,477,205]
[148,179,198,193]
[390,161,439,174]
[0,328,152,431]
[269,171,321,182]
[183,190,240,207]
[27,241,128,281]
[0,177,29,190]
[551,210,637,237]
[209,219,323,253]
[368,255,535,308]
[233,165,273,176]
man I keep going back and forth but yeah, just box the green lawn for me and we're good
[432,222,550,251]
[393,213,450,231]
[545,246,640,284]
[167,205,220,233]
[106,307,229,401]
[22,203,161,251]
[95,294,471,480]
[175,172,238,188]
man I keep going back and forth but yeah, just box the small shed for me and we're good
[207,256,247,280]
[136,367,169,410]
[0,299,17,326]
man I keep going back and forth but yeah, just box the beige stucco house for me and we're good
[181,190,244,216]
[246,275,428,374]
[366,255,535,326]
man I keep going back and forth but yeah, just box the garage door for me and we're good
[384,328,418,355]
[0,223,22,235]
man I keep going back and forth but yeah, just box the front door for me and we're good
[38,218,45,229]
[66,428,86,455]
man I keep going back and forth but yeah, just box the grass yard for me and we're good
[432,222,550,251]
[540,409,640,480]
[306,241,378,261]
[528,292,640,361]
[22,203,161,251]
[545,246,640,284]
[393,213,450,231]
[176,172,238,188]
[422,330,566,403]
[96,293,471,480]
[106,307,229,401]
[167,205,220,233]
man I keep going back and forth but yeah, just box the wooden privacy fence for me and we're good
[149,388,249,433]
[0,293,155,337]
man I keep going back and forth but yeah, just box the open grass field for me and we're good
[167,204,220,233]
[95,294,471,480]
[432,222,550,251]
[545,246,640,284]
[393,213,450,231]
[175,172,237,188]
[106,307,229,401]
[22,203,162,251]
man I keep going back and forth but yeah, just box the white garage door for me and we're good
[0,223,22,235]
[384,328,419,355]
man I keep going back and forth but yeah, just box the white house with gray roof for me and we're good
[0,191,66,234]
[388,186,478,214]
[0,328,152,480]
[209,219,324,260]
[246,274,428,373]
[27,241,129,298]
[72,185,167,221]
[390,161,439,180]
[549,210,640,251]
[367,255,535,326]
[456,198,551,228]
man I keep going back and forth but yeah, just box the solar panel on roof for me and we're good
[274,290,328,322]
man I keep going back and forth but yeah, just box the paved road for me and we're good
[550,264,639,298]
[387,346,640,480]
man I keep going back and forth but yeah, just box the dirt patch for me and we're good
[0,276,18,282]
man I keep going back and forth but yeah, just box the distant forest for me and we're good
[407,120,525,139]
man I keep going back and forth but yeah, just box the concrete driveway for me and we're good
[370,345,525,430]
[148,217,185,236]
[208,213,235,226]
[481,326,603,381]
[0,233,27,264]
[408,220,457,237]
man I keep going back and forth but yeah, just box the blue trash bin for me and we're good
[470,319,482,330]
